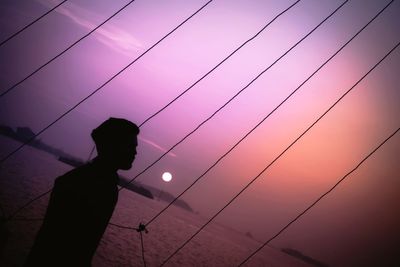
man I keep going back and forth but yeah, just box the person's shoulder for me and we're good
[55,163,94,185]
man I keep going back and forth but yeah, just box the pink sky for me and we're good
[0,0,399,266]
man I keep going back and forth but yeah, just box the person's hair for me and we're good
[91,118,139,153]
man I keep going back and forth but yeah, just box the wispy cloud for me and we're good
[38,0,143,56]
[139,136,177,158]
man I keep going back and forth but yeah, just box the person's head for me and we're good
[91,118,139,170]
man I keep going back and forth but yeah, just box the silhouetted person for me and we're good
[25,118,139,267]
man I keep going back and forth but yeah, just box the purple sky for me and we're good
[0,0,399,266]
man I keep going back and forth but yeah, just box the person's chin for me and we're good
[119,159,134,170]
[119,163,132,170]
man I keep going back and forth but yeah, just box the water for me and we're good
[0,136,310,266]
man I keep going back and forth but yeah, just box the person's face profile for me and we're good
[114,136,138,170]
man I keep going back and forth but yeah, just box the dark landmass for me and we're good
[0,125,80,162]
[0,124,193,212]
[143,185,194,212]
[59,156,154,200]
[118,178,154,199]
[245,231,254,239]
[59,155,194,212]
[281,248,329,267]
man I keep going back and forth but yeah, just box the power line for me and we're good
[2,0,385,235]
[5,0,344,227]
[0,0,213,165]
[8,0,301,164]
[109,222,147,266]
[0,0,213,226]
[87,145,96,161]
[139,231,147,267]
[86,0,301,166]
[142,0,394,229]
[118,0,349,199]
[2,2,397,267]
[0,0,300,219]
[2,0,300,225]
[0,0,137,98]
[0,1,67,48]
[238,126,400,266]
[9,128,400,266]
[109,222,137,230]
[159,38,400,267]
[4,189,52,222]
[138,0,302,127]
[1,0,339,247]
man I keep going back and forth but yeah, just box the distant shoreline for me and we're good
[0,125,194,212]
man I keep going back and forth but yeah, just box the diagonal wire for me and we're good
[0,0,68,48]
[109,222,147,266]
[109,222,137,230]
[0,0,137,98]
[4,189,52,222]
[143,0,394,228]
[159,38,400,267]
[0,0,213,224]
[138,0,302,127]
[87,145,96,161]
[117,0,349,196]
[3,3,397,265]
[86,0,302,164]
[139,231,147,267]
[1,0,299,216]
[0,0,213,165]
[238,126,400,266]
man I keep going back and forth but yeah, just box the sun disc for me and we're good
[162,172,172,182]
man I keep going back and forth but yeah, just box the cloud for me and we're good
[38,0,143,56]
[139,136,177,158]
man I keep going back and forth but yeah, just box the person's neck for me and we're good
[92,156,118,173]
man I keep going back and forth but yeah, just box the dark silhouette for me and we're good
[281,248,330,267]
[0,124,82,162]
[0,123,154,200]
[24,118,139,267]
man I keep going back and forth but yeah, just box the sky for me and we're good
[0,0,399,266]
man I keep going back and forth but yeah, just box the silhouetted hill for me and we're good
[0,124,154,199]
[118,178,154,199]
[0,125,14,137]
[281,248,329,267]
[0,124,193,212]
[0,124,78,160]
[144,185,194,212]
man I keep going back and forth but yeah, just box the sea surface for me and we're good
[0,136,310,267]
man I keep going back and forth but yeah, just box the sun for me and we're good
[162,172,172,182]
